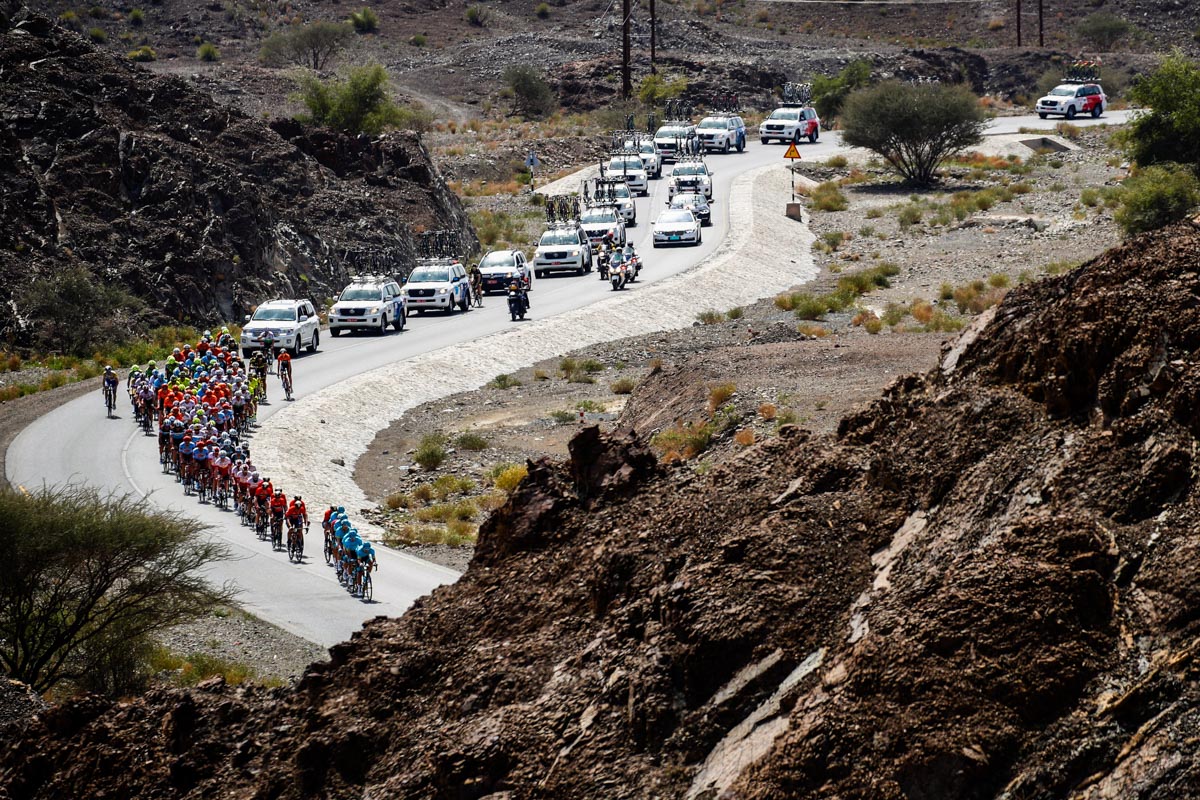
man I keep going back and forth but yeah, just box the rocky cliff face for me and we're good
[0,2,472,351]
[5,220,1200,797]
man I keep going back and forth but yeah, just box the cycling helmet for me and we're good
[104,365,113,373]
[148,360,157,368]
[275,489,283,495]
[337,506,345,514]
[294,495,301,502]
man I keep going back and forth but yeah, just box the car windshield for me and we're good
[540,231,578,245]
[582,209,617,223]
[769,109,801,120]
[659,210,695,224]
[338,287,382,302]
[1050,86,1076,96]
[639,142,656,154]
[608,158,643,171]
[479,252,517,267]
[698,118,726,129]
[656,126,687,138]
[672,193,705,206]
[252,307,297,322]
[613,184,631,198]
[407,268,449,283]
[673,164,706,176]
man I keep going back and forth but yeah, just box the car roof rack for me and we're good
[416,230,465,260]
[663,99,695,121]
[1062,59,1101,83]
[780,81,813,107]
[544,194,581,224]
[674,153,707,165]
[348,274,394,285]
[581,177,623,206]
[707,92,741,114]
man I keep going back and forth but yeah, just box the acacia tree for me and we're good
[0,487,234,692]
[1125,49,1200,172]
[840,81,987,187]
[259,21,353,71]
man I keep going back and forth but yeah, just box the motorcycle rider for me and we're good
[507,281,530,314]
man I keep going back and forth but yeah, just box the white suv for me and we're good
[241,299,320,356]
[625,139,663,178]
[605,154,649,195]
[1036,82,1106,119]
[654,123,696,162]
[760,106,821,144]
[329,277,406,336]
[404,260,471,314]
[696,115,747,153]
[579,205,627,247]
[533,225,593,277]
[667,160,713,200]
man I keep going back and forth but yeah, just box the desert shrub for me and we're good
[758,402,777,420]
[409,33,426,46]
[295,64,430,135]
[455,432,489,451]
[20,266,146,356]
[652,420,714,461]
[567,370,595,384]
[492,464,527,493]
[533,369,549,380]
[489,373,521,389]
[797,323,829,337]
[610,377,636,394]
[812,59,872,122]
[503,64,555,117]
[348,7,379,33]
[580,358,604,373]
[88,5,105,17]
[897,204,923,227]
[725,306,745,320]
[822,231,846,250]
[259,21,352,70]
[734,428,755,446]
[550,409,575,424]
[696,309,723,325]
[88,27,107,42]
[637,73,687,106]
[1080,187,1100,207]
[432,475,475,498]
[910,299,934,324]
[197,41,220,61]
[1124,51,1200,172]
[411,483,434,503]
[924,310,965,332]
[707,382,736,411]
[841,81,987,186]
[413,433,447,471]
[809,181,848,211]
[825,154,849,168]
[1115,163,1200,236]
[386,492,411,510]
[129,8,145,25]
[865,207,884,219]
[58,10,80,28]
[988,273,1011,289]
[792,293,828,320]
[535,3,551,17]
[465,5,490,26]
[1076,12,1132,50]
[774,293,797,311]
[864,317,883,334]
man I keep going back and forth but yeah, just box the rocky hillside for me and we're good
[0,2,471,352]
[5,217,1200,796]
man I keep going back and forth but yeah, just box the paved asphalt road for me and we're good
[6,111,1130,646]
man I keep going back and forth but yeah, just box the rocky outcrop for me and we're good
[6,219,1200,796]
[0,2,472,351]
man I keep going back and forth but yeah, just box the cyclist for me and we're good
[285,495,307,553]
[102,366,119,415]
[469,264,484,308]
[248,350,268,384]
[269,488,288,546]
[277,351,293,401]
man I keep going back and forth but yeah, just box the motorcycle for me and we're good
[597,247,611,280]
[624,251,640,282]
[507,287,529,320]
[610,263,628,291]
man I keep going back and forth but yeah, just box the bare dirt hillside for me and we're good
[0,2,472,349]
[5,219,1200,798]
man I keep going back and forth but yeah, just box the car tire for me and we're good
[722,140,730,154]
[1092,103,1102,118]
[1066,105,1077,119]
[307,330,319,353]
[736,138,745,153]
[1038,112,1048,119]
[760,138,769,145]
[377,318,387,335]
[291,339,301,357]
[392,313,403,331]
[809,129,819,144]
[396,310,406,331]
[330,327,342,337]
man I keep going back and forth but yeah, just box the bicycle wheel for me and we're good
[323,536,333,565]
[361,572,373,602]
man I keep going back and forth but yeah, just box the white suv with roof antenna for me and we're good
[404,259,471,314]
[241,299,320,356]
[328,275,406,336]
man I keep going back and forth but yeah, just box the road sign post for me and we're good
[783,142,802,202]
[525,150,541,191]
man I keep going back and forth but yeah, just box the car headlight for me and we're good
[568,248,579,255]
[437,288,448,294]
[367,306,381,314]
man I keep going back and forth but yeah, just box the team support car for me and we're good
[1036,83,1106,119]
[668,161,714,200]
[328,277,406,336]
[669,191,711,226]
[605,154,649,195]
[654,122,696,162]
[760,106,820,144]
[241,299,321,356]
[533,225,593,277]
[652,209,702,247]
[404,260,471,314]
[609,181,638,226]
[477,249,532,294]
[696,115,747,153]
[624,139,663,178]
[579,205,627,247]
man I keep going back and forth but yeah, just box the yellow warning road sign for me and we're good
[783,143,801,160]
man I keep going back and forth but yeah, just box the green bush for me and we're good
[259,21,353,70]
[465,5,490,26]
[637,73,688,106]
[413,433,448,471]
[129,8,145,26]
[535,2,551,18]
[503,63,556,118]
[1114,163,1200,236]
[696,309,723,324]
[349,7,379,32]
[409,33,426,46]
[810,181,848,211]
[58,10,80,28]
[550,409,576,424]
[295,64,430,135]
[1125,51,1200,172]
[725,306,745,320]
[197,41,220,61]
[792,293,828,320]
[455,432,489,450]
[489,373,521,389]
[841,81,986,187]
[1076,12,1132,50]
[492,464,527,493]
[812,59,872,122]
[610,377,637,394]
[88,27,107,42]
[127,45,157,61]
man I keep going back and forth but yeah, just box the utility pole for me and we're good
[622,0,632,98]
[1038,0,1044,46]
[1016,0,1021,47]
[650,0,657,75]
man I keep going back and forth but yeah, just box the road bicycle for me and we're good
[103,385,116,418]
[270,511,285,550]
[359,568,373,602]
[287,520,306,563]
[280,368,293,402]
